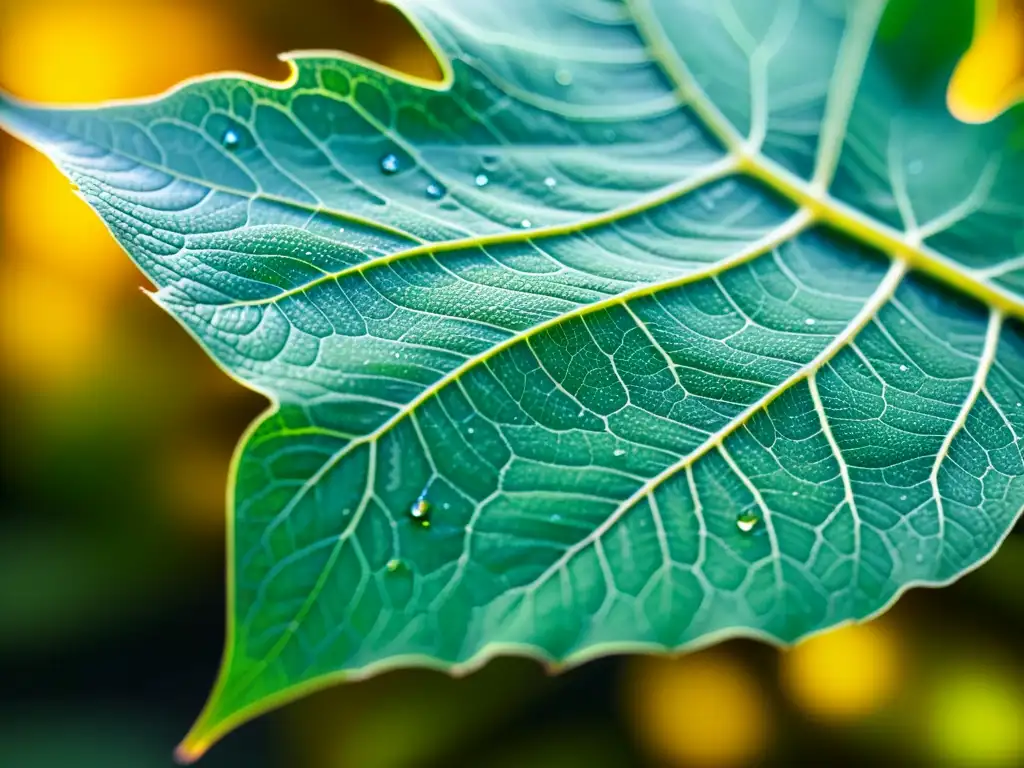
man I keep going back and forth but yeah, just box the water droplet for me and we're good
[386,558,402,573]
[899,364,908,372]
[1017,402,1022,408]
[555,68,573,86]
[552,514,562,522]
[604,129,617,142]
[338,226,346,234]
[304,251,312,257]
[613,449,626,457]
[411,496,431,524]
[521,219,532,229]
[222,129,240,149]
[900,494,908,501]
[805,318,816,326]
[908,159,923,175]
[380,153,400,175]
[544,176,558,188]
[426,181,446,199]
[736,514,759,533]
[914,553,924,564]
[467,427,475,435]
[792,491,799,497]
[475,173,489,187]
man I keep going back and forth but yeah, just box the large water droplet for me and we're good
[426,181,446,199]
[555,68,573,86]
[222,129,241,149]
[380,153,400,175]
[475,173,489,187]
[736,514,760,533]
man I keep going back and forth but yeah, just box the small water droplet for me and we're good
[736,514,759,533]
[1017,402,1022,408]
[613,449,626,457]
[521,219,532,229]
[380,153,400,175]
[222,129,240,149]
[552,514,562,522]
[386,558,402,573]
[338,226,346,234]
[900,494,908,501]
[304,250,312,257]
[475,173,489,187]
[805,318,816,326]
[544,176,557,188]
[914,553,924,564]
[899,364,908,372]
[792,491,799,497]
[555,68,573,86]
[467,427,475,435]
[908,159,923,175]
[411,496,431,523]
[426,181,446,199]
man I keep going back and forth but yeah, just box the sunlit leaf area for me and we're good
[1,1,1022,766]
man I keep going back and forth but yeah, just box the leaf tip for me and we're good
[173,740,206,765]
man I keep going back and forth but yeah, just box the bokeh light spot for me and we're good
[924,664,1024,767]
[626,649,770,767]
[780,621,902,723]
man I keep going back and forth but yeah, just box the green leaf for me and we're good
[3,0,1023,759]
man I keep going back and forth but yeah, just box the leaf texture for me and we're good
[2,0,1024,758]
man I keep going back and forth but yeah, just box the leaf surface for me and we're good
[2,0,1024,759]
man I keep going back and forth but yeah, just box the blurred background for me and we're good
[0,0,1021,766]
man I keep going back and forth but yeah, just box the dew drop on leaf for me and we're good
[222,129,240,149]
[899,364,908,372]
[521,219,532,228]
[411,496,431,526]
[613,449,626,457]
[805,318,816,326]
[386,558,403,573]
[555,68,573,86]
[475,173,489,187]
[544,176,558,188]
[380,153,400,175]
[736,514,760,533]
[426,181,446,199]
